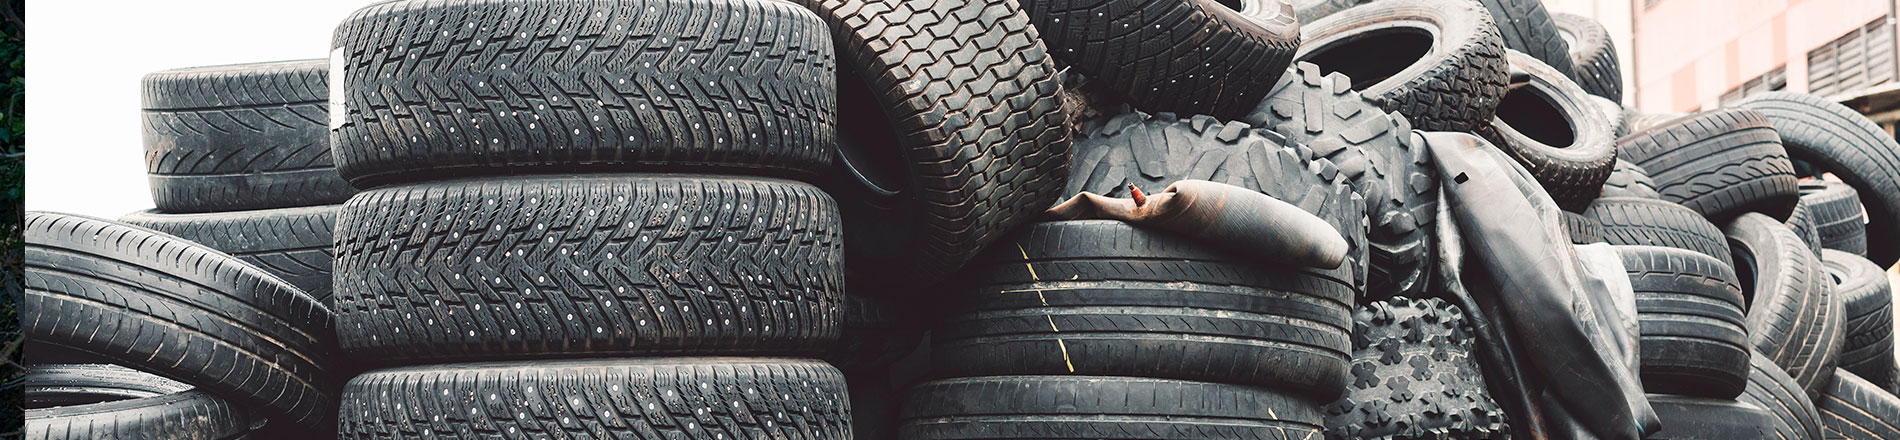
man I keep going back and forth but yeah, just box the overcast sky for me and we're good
[26,1,376,218]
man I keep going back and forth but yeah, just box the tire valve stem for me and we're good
[1127,183,1147,206]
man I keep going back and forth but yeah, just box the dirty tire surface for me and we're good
[1824,249,1895,387]
[25,364,249,440]
[142,59,355,212]
[120,205,339,304]
[1295,0,1509,132]
[1739,92,1900,267]
[1618,245,1751,399]
[1739,352,1826,440]
[1818,369,1900,439]
[1025,0,1300,119]
[1586,197,1734,267]
[1553,12,1622,102]
[901,375,1324,439]
[1619,108,1800,222]
[1322,296,1508,439]
[1728,213,1845,396]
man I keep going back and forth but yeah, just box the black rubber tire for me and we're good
[1801,180,1871,257]
[25,365,249,440]
[1618,108,1800,222]
[1478,50,1617,211]
[1624,110,1687,134]
[1728,212,1846,396]
[900,375,1324,439]
[934,220,1353,399]
[1474,0,1581,80]
[330,0,835,186]
[1824,249,1896,388]
[1618,245,1751,399]
[1647,395,1778,439]
[1025,0,1299,119]
[1565,211,1604,244]
[1788,194,1827,259]
[1245,62,1435,299]
[1291,0,1370,22]
[1322,297,1508,439]
[1818,369,1900,439]
[141,59,355,213]
[1295,0,1509,132]
[333,175,843,364]
[1602,159,1662,199]
[1553,12,1622,102]
[825,293,924,373]
[1740,352,1827,440]
[1738,92,1900,267]
[119,205,338,304]
[800,0,1073,292]
[338,358,851,439]
[1066,111,1368,296]
[1585,197,1734,267]
[23,212,338,431]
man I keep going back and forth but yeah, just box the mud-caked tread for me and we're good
[330,0,836,185]
[1739,92,1900,267]
[1295,0,1509,132]
[1026,0,1299,119]
[1740,352,1827,440]
[23,212,338,431]
[1823,249,1895,387]
[1322,297,1508,439]
[1800,180,1870,257]
[142,59,355,212]
[1617,245,1751,398]
[1475,0,1580,80]
[333,175,843,364]
[25,364,249,440]
[900,375,1324,440]
[1246,62,1435,299]
[120,205,339,303]
[1602,160,1662,199]
[1818,369,1900,439]
[935,220,1353,399]
[1647,395,1778,439]
[1618,108,1800,221]
[1553,12,1622,102]
[1728,213,1845,396]
[1586,197,1734,267]
[338,358,851,439]
[1566,211,1604,244]
[1476,50,1617,211]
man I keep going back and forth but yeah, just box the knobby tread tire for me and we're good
[1553,12,1622,102]
[1728,213,1845,396]
[1474,0,1580,80]
[1322,296,1507,439]
[1801,180,1870,257]
[1295,0,1509,132]
[1026,0,1300,119]
[23,212,338,431]
[1617,245,1751,399]
[25,364,249,440]
[1477,50,1617,211]
[142,59,355,212]
[119,205,339,304]
[330,0,836,186]
[333,175,843,364]
[1586,197,1734,267]
[1740,352,1827,440]
[1618,108,1800,221]
[1739,92,1900,266]
[1602,160,1662,199]
[1818,369,1900,439]
[900,375,1324,439]
[1824,249,1895,387]
[338,358,851,439]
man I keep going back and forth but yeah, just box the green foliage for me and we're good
[1,2,22,437]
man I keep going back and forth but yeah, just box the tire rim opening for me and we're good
[1215,0,1247,11]
[1730,239,1760,309]
[1497,84,1577,147]
[1302,26,1435,90]
[835,70,908,197]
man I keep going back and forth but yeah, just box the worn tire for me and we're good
[1825,249,1895,388]
[935,220,1353,399]
[1788,194,1827,259]
[1066,111,1368,296]
[1025,0,1299,119]
[119,206,338,304]
[338,358,851,439]
[1245,62,1435,299]
[1619,108,1800,221]
[1728,213,1845,396]
[801,0,1073,292]
[1474,0,1580,80]
[142,59,354,213]
[1602,160,1662,199]
[1818,369,1900,439]
[1566,211,1604,243]
[1647,395,1777,439]
[1478,50,1617,211]
[1322,297,1507,439]
[1618,245,1751,399]
[330,0,836,186]
[1739,92,1900,266]
[1740,352,1827,440]
[900,375,1324,439]
[1801,180,1870,257]
[26,365,250,440]
[1554,12,1622,102]
[24,212,338,431]
[1295,0,1508,131]
[1586,197,1734,267]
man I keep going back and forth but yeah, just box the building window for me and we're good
[1808,17,1897,97]
[1720,66,1788,107]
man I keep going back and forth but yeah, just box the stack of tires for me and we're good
[323,1,850,438]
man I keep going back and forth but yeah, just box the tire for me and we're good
[1245,62,1435,299]
[1738,92,1900,267]
[1474,0,1581,80]
[1322,297,1507,439]
[1295,0,1509,131]
[1024,0,1299,119]
[1728,213,1845,396]
[1647,395,1778,439]
[1788,194,1827,259]
[1477,50,1617,211]
[826,293,924,372]
[1801,180,1870,257]
[1291,0,1370,22]
[142,59,355,213]
[24,212,338,431]
[1565,211,1604,244]
[25,365,249,440]
[1554,12,1623,102]
[800,0,1072,291]
[1066,111,1368,297]
[1624,110,1687,133]
[330,0,836,186]
[1818,369,1900,439]
[933,220,1353,399]
[1740,352,1827,440]
[338,358,851,439]
[1585,197,1734,267]
[1824,249,1895,388]
[1617,245,1751,399]
[1602,159,1662,199]
[333,175,843,364]
[119,205,338,304]
[1593,95,1631,138]
[1618,108,1800,221]
[900,376,1323,439]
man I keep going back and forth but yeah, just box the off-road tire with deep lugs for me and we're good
[1322,297,1508,438]
[1025,0,1299,119]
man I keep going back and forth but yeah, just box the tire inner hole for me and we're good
[1497,84,1577,147]
[1302,27,1434,90]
